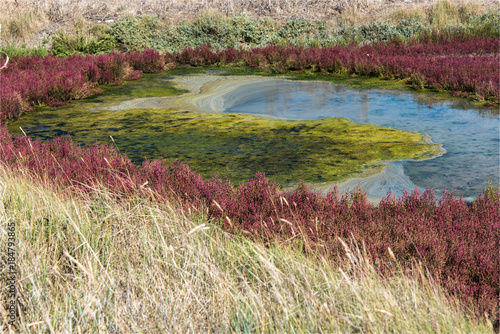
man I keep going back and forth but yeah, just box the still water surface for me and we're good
[222,80,499,200]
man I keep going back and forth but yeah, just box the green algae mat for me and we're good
[15,107,442,185]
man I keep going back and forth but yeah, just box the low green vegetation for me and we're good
[0,43,49,58]
[8,106,442,186]
[0,168,492,333]
[106,10,499,53]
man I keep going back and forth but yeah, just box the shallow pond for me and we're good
[7,72,499,201]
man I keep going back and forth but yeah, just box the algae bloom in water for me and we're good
[13,106,443,186]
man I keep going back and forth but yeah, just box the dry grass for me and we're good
[1,0,498,46]
[0,167,493,333]
[388,0,485,25]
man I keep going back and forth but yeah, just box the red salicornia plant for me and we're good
[0,50,165,120]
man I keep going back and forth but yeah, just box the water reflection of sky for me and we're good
[224,80,499,200]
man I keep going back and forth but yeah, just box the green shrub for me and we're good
[172,14,231,50]
[109,14,332,52]
[395,18,429,39]
[169,14,280,51]
[464,12,500,37]
[51,22,117,57]
[227,15,278,46]
[108,15,170,52]
[337,19,430,45]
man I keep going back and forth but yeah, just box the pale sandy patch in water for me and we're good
[312,162,422,203]
[108,74,286,112]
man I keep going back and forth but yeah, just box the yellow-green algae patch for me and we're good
[11,107,443,186]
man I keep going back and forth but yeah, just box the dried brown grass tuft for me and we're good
[388,0,487,25]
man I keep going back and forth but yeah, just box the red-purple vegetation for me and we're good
[0,50,165,120]
[0,128,498,317]
[125,49,167,74]
[1,37,498,122]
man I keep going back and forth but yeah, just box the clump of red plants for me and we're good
[0,127,498,320]
[0,50,166,120]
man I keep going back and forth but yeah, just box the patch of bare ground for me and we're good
[1,0,499,47]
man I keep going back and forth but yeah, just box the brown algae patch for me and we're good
[9,107,444,186]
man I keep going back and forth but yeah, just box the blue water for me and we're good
[224,80,499,200]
